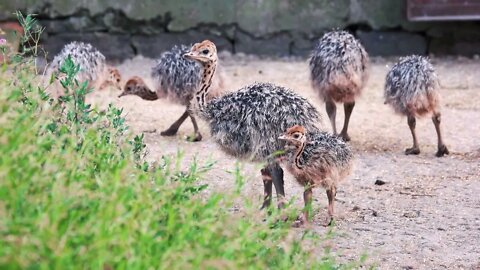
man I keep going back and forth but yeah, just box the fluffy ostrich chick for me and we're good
[384,55,449,157]
[309,31,369,141]
[279,125,353,226]
[45,41,122,97]
[119,45,224,142]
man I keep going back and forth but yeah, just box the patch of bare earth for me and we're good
[87,54,480,269]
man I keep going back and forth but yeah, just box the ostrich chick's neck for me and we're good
[196,60,217,107]
[137,85,158,101]
[294,141,306,169]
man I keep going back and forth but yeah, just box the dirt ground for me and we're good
[87,53,480,269]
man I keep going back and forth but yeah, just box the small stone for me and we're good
[403,211,420,218]
[142,129,157,133]
[375,179,386,185]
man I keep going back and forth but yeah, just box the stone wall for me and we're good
[1,0,479,60]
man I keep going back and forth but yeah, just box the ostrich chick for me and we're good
[119,45,224,142]
[279,125,353,226]
[385,55,449,157]
[309,31,369,141]
[184,40,321,209]
[45,41,122,97]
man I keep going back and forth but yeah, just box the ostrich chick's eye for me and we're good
[202,49,209,55]
[293,134,300,139]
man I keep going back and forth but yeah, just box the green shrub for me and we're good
[0,13,355,270]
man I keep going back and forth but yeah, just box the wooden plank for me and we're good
[407,0,480,21]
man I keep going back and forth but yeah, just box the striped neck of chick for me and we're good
[279,125,308,169]
[183,40,218,112]
[294,140,307,169]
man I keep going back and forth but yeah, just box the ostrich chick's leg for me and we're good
[325,98,337,135]
[339,101,355,142]
[187,113,203,142]
[269,163,285,209]
[301,186,313,225]
[326,187,336,226]
[405,115,420,155]
[432,112,449,157]
[160,109,189,136]
[260,168,273,210]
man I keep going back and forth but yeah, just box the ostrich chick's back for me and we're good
[384,55,440,117]
[309,31,369,103]
[199,82,321,161]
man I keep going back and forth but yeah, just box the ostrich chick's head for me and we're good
[118,76,158,100]
[99,67,122,90]
[107,67,122,89]
[183,40,217,64]
[279,125,307,147]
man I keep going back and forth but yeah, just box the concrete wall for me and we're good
[1,0,479,60]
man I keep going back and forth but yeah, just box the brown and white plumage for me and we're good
[279,125,353,225]
[385,55,449,157]
[309,31,369,141]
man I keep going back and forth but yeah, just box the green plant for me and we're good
[16,11,44,61]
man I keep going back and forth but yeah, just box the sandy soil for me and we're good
[87,54,480,269]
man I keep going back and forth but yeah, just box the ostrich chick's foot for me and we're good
[160,128,178,136]
[405,147,420,155]
[339,131,351,142]
[186,133,202,142]
[292,214,312,228]
[325,217,335,227]
[436,145,449,157]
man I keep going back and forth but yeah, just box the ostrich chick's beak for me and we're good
[278,135,288,140]
[183,52,194,59]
